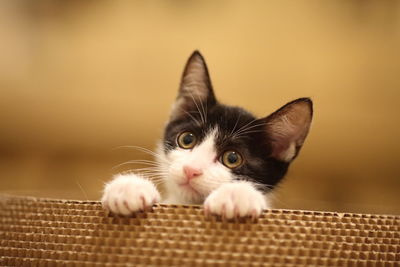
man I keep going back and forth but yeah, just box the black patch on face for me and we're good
[163,102,289,192]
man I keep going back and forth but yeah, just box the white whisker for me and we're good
[76,180,89,201]
[231,118,258,138]
[234,129,266,139]
[234,122,267,136]
[112,160,161,170]
[188,91,206,124]
[233,122,268,139]
[229,113,242,137]
[113,145,168,162]
[179,108,202,126]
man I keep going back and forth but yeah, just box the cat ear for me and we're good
[170,51,217,119]
[263,98,313,162]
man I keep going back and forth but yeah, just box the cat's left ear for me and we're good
[263,98,313,162]
[170,51,217,119]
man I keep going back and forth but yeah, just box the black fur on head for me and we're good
[163,51,313,191]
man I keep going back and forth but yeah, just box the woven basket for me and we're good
[0,194,399,266]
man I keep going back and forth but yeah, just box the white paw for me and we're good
[204,182,268,219]
[101,174,161,216]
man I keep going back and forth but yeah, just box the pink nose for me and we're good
[183,166,203,180]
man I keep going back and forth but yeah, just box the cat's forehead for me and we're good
[168,104,258,136]
[207,104,257,128]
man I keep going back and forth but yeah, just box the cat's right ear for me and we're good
[170,51,217,120]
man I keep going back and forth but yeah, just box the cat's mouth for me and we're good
[178,182,201,196]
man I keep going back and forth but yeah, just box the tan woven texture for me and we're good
[0,195,399,266]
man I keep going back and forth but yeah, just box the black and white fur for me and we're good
[101,51,313,219]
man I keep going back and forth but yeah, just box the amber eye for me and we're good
[177,132,197,149]
[222,150,243,169]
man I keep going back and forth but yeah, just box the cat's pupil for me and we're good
[227,152,238,164]
[183,134,195,145]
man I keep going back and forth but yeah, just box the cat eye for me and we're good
[177,132,197,149]
[222,150,243,169]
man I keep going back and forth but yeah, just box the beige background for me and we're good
[0,1,399,214]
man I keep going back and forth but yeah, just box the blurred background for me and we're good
[0,0,399,215]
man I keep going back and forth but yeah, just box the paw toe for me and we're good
[204,182,267,219]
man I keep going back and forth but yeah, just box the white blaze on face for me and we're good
[181,129,218,174]
[158,128,234,205]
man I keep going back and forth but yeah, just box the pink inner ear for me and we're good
[267,100,312,162]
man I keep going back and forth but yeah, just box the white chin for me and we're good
[180,185,204,203]
[169,182,204,204]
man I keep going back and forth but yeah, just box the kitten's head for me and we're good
[158,51,313,204]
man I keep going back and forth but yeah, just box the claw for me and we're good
[102,201,111,216]
[221,204,227,222]
[102,200,110,211]
[140,195,147,211]
[114,199,120,214]
[233,206,239,218]
[250,209,258,222]
[123,200,133,213]
[204,205,210,217]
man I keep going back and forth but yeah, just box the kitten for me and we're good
[101,51,313,219]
